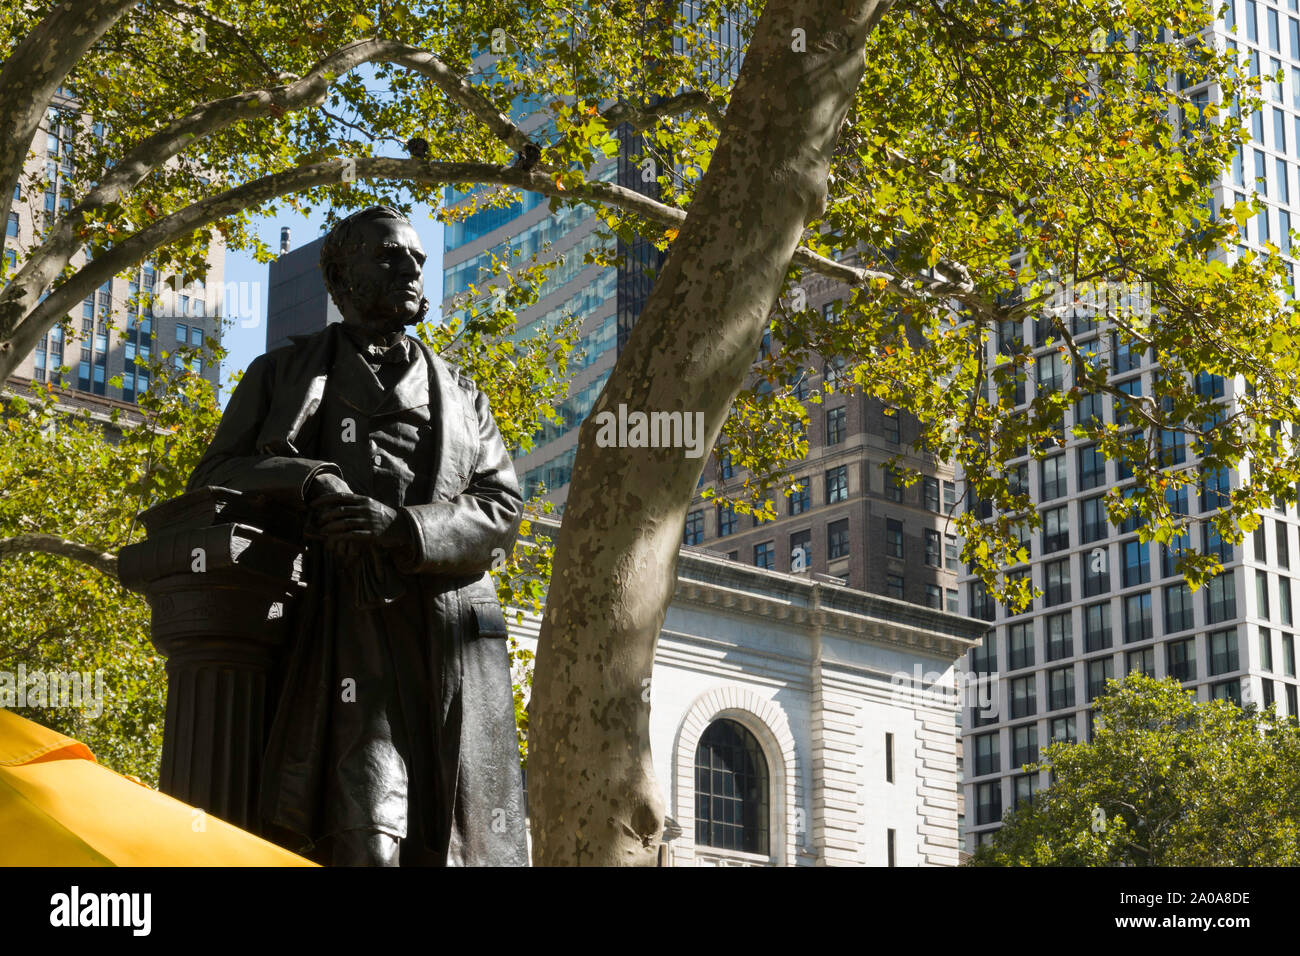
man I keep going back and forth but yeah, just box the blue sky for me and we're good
[216,201,445,408]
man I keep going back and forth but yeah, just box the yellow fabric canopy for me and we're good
[0,708,316,866]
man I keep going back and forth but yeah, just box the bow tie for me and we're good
[364,340,411,365]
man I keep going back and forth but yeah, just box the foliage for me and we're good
[969,674,1300,866]
[0,345,224,782]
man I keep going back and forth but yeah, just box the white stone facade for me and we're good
[513,545,983,866]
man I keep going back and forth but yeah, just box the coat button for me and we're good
[373,454,382,467]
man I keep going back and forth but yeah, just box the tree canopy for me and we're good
[969,675,1300,867]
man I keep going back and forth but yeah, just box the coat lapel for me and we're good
[253,324,339,455]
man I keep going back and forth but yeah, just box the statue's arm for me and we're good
[397,387,523,575]
[187,351,342,501]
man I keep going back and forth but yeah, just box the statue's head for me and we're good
[320,205,429,334]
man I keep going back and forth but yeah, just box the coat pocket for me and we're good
[471,600,510,639]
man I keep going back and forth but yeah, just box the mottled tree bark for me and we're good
[529,0,893,866]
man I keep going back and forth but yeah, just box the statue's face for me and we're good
[337,217,426,334]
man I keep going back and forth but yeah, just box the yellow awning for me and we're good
[0,709,316,866]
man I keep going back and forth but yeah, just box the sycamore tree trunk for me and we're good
[529,0,892,866]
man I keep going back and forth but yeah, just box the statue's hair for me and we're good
[319,205,418,313]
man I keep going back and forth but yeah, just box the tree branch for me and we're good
[0,534,119,580]
[13,154,960,370]
[1,37,536,344]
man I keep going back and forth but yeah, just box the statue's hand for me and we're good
[306,471,352,502]
[309,493,409,551]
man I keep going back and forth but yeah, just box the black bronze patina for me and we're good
[181,207,527,866]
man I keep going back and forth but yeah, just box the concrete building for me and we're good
[264,231,341,351]
[4,93,224,421]
[511,524,985,865]
[959,3,1300,850]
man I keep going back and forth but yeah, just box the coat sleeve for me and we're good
[397,385,524,576]
[187,351,341,500]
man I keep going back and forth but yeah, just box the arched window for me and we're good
[694,718,769,854]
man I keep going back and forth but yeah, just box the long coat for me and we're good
[186,322,527,865]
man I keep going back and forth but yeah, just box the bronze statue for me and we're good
[185,206,527,866]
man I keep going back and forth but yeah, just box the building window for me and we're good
[1123,592,1153,643]
[1087,656,1114,701]
[1042,505,1069,554]
[1011,724,1038,769]
[6,212,17,237]
[826,465,849,503]
[946,589,958,613]
[1084,544,1110,597]
[1261,627,1274,672]
[828,518,850,560]
[1209,628,1240,676]
[882,406,900,445]
[945,534,960,570]
[924,584,943,609]
[1050,715,1077,744]
[975,781,1002,826]
[719,452,734,480]
[1010,674,1037,719]
[1012,774,1035,810]
[1166,638,1197,682]
[1200,465,1230,511]
[1126,646,1155,678]
[1081,496,1108,545]
[1163,583,1194,634]
[924,528,941,567]
[886,573,904,600]
[717,504,737,537]
[970,581,995,622]
[923,477,940,512]
[684,510,704,546]
[973,732,1000,776]
[882,466,903,503]
[694,719,769,855]
[1044,557,1071,607]
[1278,520,1291,570]
[753,541,775,571]
[1040,454,1067,501]
[1048,666,1075,711]
[826,406,846,445]
[789,479,811,515]
[1284,632,1297,677]
[1122,539,1150,587]
[886,828,896,867]
[884,732,894,783]
[1008,622,1034,671]
[886,519,904,558]
[970,632,997,675]
[790,529,811,571]
[1206,569,1237,624]
[1078,444,1106,490]
[1045,611,1073,661]
[1084,601,1112,652]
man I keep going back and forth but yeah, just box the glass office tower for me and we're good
[960,1,1300,848]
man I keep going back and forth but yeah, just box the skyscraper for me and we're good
[4,92,224,421]
[439,2,751,509]
[959,2,1300,849]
